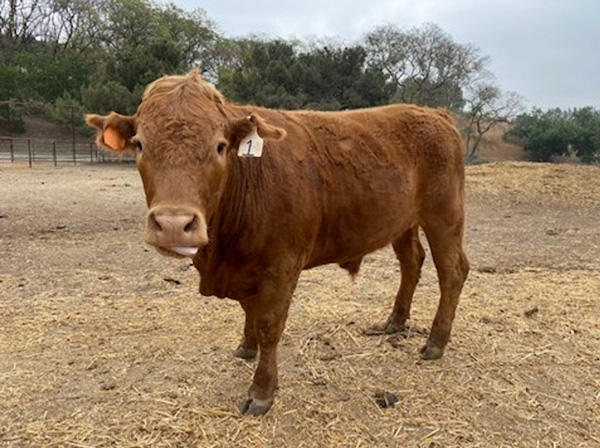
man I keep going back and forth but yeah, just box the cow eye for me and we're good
[216,141,227,154]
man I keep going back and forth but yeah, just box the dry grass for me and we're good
[475,123,525,163]
[1,162,599,447]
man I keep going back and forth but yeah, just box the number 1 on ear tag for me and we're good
[238,128,264,157]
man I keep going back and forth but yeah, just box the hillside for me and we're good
[1,116,88,141]
[476,122,525,162]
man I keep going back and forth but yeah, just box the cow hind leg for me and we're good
[366,226,425,335]
[386,226,426,333]
[234,298,258,360]
[420,218,469,360]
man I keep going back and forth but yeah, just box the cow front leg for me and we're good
[239,270,298,416]
[233,297,258,360]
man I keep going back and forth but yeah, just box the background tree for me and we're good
[508,107,600,163]
[37,0,103,55]
[0,0,46,63]
[218,40,305,109]
[91,0,218,104]
[0,0,220,129]
[463,82,523,162]
[218,40,392,110]
[298,45,392,110]
[571,107,600,163]
[157,4,219,73]
[364,23,487,111]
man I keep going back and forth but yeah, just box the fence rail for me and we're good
[0,136,134,167]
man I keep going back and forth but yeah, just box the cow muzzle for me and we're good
[145,206,208,258]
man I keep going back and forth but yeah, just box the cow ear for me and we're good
[250,113,286,141]
[85,112,136,153]
[227,113,286,148]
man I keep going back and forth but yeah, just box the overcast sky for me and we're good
[173,0,599,110]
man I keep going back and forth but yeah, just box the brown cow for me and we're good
[86,69,469,416]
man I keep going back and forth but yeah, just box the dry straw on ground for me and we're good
[0,162,599,447]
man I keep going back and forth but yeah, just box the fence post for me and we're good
[89,142,93,163]
[52,141,57,167]
[28,139,32,168]
[7,101,15,163]
[8,139,14,163]
[71,105,77,165]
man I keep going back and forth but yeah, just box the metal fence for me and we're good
[0,136,134,167]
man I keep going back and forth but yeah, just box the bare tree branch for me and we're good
[463,83,524,161]
[364,23,488,110]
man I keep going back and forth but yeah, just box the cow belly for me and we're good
[307,192,416,268]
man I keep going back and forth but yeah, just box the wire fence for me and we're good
[0,136,134,168]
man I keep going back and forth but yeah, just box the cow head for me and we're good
[85,70,286,259]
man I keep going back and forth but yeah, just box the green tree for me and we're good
[0,59,18,100]
[572,107,600,163]
[156,4,219,72]
[218,39,392,110]
[14,49,92,101]
[45,91,89,133]
[101,0,217,92]
[299,46,392,110]
[218,40,305,108]
[509,108,600,163]
[0,0,222,132]
[80,81,137,115]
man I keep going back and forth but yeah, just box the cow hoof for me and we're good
[384,321,408,334]
[233,345,258,360]
[239,397,273,416]
[419,344,444,360]
[364,321,407,336]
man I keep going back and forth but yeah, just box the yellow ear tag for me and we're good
[238,128,264,158]
[103,127,125,150]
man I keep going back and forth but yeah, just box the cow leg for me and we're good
[420,220,469,360]
[365,226,425,336]
[239,269,300,416]
[384,226,426,333]
[233,298,258,360]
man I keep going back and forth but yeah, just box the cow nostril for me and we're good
[184,216,197,234]
[149,212,162,232]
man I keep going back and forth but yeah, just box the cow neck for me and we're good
[210,106,274,255]
[217,153,270,243]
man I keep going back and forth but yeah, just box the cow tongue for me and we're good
[169,246,199,257]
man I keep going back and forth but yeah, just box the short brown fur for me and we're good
[85,69,469,416]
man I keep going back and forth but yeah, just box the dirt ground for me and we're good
[0,162,599,448]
